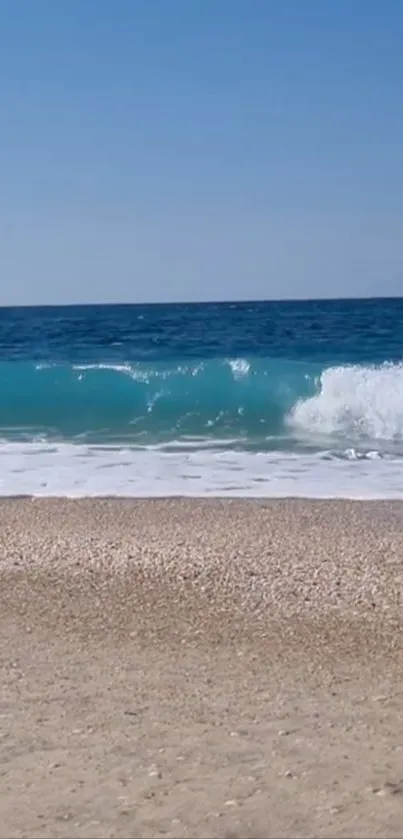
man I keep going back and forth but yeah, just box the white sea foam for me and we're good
[290,362,403,442]
[0,440,403,499]
[74,363,135,375]
[228,358,251,379]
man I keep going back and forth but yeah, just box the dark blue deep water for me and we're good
[0,297,402,450]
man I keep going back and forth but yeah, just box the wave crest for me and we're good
[290,362,403,442]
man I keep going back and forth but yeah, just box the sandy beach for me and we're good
[2,497,403,838]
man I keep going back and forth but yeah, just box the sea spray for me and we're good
[290,361,403,443]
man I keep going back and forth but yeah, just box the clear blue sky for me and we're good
[1,0,402,304]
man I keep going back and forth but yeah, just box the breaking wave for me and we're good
[0,357,402,453]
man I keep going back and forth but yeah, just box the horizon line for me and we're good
[0,294,402,310]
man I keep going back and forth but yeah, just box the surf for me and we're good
[0,357,402,454]
[290,361,403,447]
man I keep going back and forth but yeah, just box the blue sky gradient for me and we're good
[1,0,402,304]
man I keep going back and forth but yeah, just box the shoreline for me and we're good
[2,439,403,501]
[2,497,403,837]
[2,493,403,505]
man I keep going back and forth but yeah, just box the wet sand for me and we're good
[1,497,403,838]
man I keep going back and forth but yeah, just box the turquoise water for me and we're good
[1,298,402,450]
[0,298,403,497]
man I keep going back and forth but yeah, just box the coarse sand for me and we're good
[2,497,403,838]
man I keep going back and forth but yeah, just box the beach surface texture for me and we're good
[2,497,403,838]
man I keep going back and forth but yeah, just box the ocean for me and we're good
[1,298,403,498]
